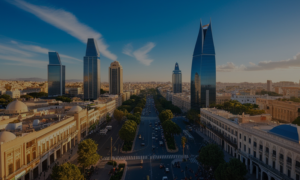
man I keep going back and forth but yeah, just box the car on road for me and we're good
[139,134,142,139]
[152,137,155,139]
[141,143,145,146]
[165,168,169,173]
[149,123,152,126]
[159,141,163,146]
[162,176,168,180]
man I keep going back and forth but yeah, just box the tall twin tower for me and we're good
[83,38,123,100]
[191,20,216,110]
[47,38,122,99]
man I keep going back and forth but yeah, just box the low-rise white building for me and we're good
[201,108,300,180]
[6,90,20,98]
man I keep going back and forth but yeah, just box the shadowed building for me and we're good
[48,52,65,97]
[109,61,123,95]
[191,20,216,110]
[84,38,101,100]
[172,62,182,93]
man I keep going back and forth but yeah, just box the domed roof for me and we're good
[0,131,16,143]
[5,100,28,114]
[269,124,300,142]
[69,106,82,113]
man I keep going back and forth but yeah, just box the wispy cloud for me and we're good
[11,40,82,62]
[217,52,300,72]
[9,0,117,60]
[123,42,155,66]
[0,44,32,57]
[0,55,47,68]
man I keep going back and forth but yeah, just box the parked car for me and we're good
[141,143,145,146]
[165,168,169,173]
[139,134,142,139]
[162,176,168,180]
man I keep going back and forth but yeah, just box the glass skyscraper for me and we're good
[48,52,65,97]
[172,62,182,93]
[109,61,123,95]
[191,20,216,110]
[84,38,101,100]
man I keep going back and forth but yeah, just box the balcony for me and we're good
[279,158,284,164]
[287,161,292,167]
[206,125,237,149]
[259,148,263,153]
[265,152,269,157]
[272,154,276,159]
[295,166,300,174]
[248,154,293,180]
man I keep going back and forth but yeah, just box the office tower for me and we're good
[109,61,123,95]
[267,80,272,91]
[191,20,216,110]
[84,38,101,100]
[48,52,65,97]
[172,62,182,93]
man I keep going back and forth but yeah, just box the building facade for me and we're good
[172,62,182,93]
[191,20,216,110]
[201,108,300,180]
[84,38,101,100]
[109,61,123,95]
[256,98,300,123]
[48,52,65,97]
[267,80,272,92]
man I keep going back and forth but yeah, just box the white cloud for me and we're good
[11,40,82,62]
[217,52,300,72]
[244,53,300,71]
[0,44,32,57]
[216,62,245,72]
[0,55,47,68]
[123,42,155,66]
[122,43,133,56]
[9,0,117,60]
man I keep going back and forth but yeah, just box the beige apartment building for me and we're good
[201,108,300,180]
[172,93,191,113]
[0,99,112,180]
[256,98,300,123]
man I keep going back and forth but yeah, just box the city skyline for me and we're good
[1,1,300,83]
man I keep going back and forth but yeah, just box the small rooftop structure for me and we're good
[67,106,82,115]
[269,124,300,143]
[0,131,16,143]
[5,100,28,114]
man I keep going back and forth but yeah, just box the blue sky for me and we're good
[1,0,300,83]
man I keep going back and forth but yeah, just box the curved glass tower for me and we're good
[84,38,101,100]
[172,62,182,93]
[191,20,216,110]
[48,52,65,97]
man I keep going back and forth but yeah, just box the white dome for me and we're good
[68,106,82,115]
[0,131,16,143]
[5,100,28,114]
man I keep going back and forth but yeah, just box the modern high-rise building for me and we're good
[48,52,65,97]
[109,61,123,95]
[267,80,272,91]
[172,62,182,93]
[191,20,216,110]
[84,38,101,100]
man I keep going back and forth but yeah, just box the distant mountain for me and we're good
[66,79,82,82]
[0,78,82,82]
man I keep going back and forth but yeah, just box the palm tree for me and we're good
[181,136,187,161]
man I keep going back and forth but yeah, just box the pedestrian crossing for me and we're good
[189,155,199,165]
[102,154,189,160]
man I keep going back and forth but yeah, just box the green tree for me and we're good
[214,158,247,180]
[292,116,300,126]
[106,113,111,123]
[159,109,173,123]
[51,162,84,180]
[0,94,13,100]
[198,144,224,169]
[134,107,143,114]
[162,120,181,136]
[21,95,33,100]
[181,136,187,161]
[77,139,100,173]
[186,109,200,123]
[119,120,137,142]
[55,96,72,102]
[28,92,48,98]
[113,109,124,124]
[100,88,108,94]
